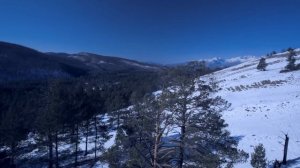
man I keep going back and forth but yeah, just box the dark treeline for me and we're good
[0,69,162,167]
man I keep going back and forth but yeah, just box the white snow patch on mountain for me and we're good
[199,56,257,68]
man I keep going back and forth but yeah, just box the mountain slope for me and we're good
[0,41,162,83]
[0,41,81,82]
[204,52,300,167]
[48,52,161,72]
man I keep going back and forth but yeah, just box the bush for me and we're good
[257,58,267,71]
[251,144,267,168]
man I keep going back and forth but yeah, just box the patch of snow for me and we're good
[104,131,117,150]
[122,60,157,69]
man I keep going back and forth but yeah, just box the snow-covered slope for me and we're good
[204,54,300,167]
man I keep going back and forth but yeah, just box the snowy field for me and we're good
[203,53,300,167]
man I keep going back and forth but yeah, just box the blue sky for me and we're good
[1,0,300,63]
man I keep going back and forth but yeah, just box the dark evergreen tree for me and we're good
[165,65,248,168]
[35,80,64,168]
[78,84,96,156]
[83,82,110,162]
[0,83,43,167]
[257,58,267,71]
[66,83,85,167]
[250,144,267,168]
[286,49,297,70]
[0,99,25,166]
[129,92,174,168]
[286,47,294,52]
[271,51,277,55]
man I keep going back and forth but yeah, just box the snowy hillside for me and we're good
[204,53,300,167]
[102,52,300,167]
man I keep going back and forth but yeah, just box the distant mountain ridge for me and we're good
[199,56,257,68]
[200,48,300,69]
[0,41,163,83]
[2,41,298,83]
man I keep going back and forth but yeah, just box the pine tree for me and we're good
[257,58,267,71]
[0,99,25,166]
[284,49,297,71]
[165,65,248,167]
[287,47,294,52]
[131,92,174,168]
[35,80,64,168]
[68,84,85,167]
[251,144,267,168]
[104,88,176,168]
[271,51,277,55]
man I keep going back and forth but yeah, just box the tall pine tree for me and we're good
[35,80,65,168]
[166,64,248,167]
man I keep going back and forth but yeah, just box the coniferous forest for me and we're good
[0,58,249,167]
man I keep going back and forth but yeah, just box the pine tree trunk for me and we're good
[117,111,120,129]
[153,113,160,168]
[153,134,159,168]
[94,116,97,161]
[48,132,53,168]
[72,125,75,136]
[85,120,89,156]
[55,131,59,168]
[178,125,185,168]
[178,101,187,168]
[75,124,79,167]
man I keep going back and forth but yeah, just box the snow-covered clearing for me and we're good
[204,54,300,167]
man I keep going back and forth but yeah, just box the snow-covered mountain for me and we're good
[203,52,300,167]
[200,56,257,69]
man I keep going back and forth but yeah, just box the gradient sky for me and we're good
[1,0,300,63]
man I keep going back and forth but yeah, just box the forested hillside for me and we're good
[1,42,299,168]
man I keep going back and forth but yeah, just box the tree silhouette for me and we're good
[257,58,267,71]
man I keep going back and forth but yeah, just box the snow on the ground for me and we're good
[203,54,300,167]
[104,131,116,150]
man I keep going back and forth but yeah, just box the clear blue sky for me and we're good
[1,0,300,63]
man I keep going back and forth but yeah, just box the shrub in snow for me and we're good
[257,58,267,71]
[251,144,267,168]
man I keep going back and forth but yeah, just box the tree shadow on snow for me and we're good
[286,157,300,167]
[232,135,245,142]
